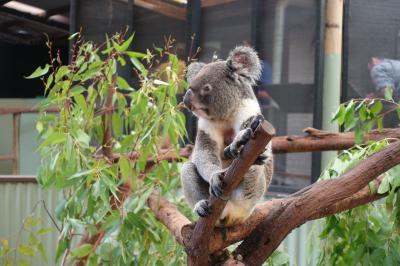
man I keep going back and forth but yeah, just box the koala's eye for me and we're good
[200,84,212,95]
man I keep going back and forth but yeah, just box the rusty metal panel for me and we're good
[0,181,62,265]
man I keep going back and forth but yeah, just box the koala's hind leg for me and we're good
[181,162,212,217]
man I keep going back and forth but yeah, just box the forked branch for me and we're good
[148,137,400,266]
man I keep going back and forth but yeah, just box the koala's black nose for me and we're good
[183,89,192,109]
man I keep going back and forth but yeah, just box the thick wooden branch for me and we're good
[147,174,388,258]
[272,127,400,153]
[234,140,400,266]
[186,121,276,266]
[147,192,192,246]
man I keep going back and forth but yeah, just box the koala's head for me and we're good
[183,46,261,121]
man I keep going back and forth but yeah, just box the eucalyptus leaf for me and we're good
[71,244,93,258]
[25,64,50,79]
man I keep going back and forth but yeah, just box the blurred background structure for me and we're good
[0,0,323,193]
[1,0,400,191]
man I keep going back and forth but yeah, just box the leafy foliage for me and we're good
[0,211,52,266]
[34,32,189,265]
[313,90,400,265]
[264,249,289,266]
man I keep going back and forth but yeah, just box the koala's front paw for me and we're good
[224,128,252,159]
[193,199,212,217]
[209,170,227,199]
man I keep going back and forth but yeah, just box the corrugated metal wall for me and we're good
[0,182,62,265]
[283,221,318,266]
[0,181,318,266]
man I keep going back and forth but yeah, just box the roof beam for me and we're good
[44,4,70,17]
[0,0,12,5]
[0,6,69,33]
[201,0,236,8]
[133,0,186,20]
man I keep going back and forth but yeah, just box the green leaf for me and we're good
[28,233,39,246]
[17,259,29,266]
[45,74,54,92]
[76,129,90,146]
[25,64,50,79]
[3,258,12,266]
[378,176,390,194]
[38,132,67,150]
[134,188,153,213]
[369,181,376,194]
[68,32,80,40]
[359,104,368,121]
[112,112,123,137]
[117,76,131,90]
[377,117,383,132]
[36,121,44,134]
[18,244,35,257]
[333,105,346,124]
[126,51,146,58]
[55,65,70,82]
[119,33,134,52]
[68,168,95,180]
[74,93,88,116]
[71,243,93,258]
[100,211,120,232]
[38,242,48,262]
[370,100,383,115]
[385,87,394,101]
[37,227,53,235]
[130,57,148,77]
[119,157,132,181]
[70,85,86,96]
[55,238,68,263]
[23,215,41,229]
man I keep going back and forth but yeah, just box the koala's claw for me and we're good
[250,114,265,133]
[224,128,252,159]
[209,171,228,200]
[194,199,212,217]
[253,154,268,165]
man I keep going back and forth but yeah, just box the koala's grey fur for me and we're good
[181,46,273,227]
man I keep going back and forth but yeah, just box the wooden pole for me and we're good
[321,0,344,169]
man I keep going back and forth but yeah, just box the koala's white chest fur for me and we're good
[197,98,261,163]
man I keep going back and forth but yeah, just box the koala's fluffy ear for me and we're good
[226,46,261,83]
[186,62,206,83]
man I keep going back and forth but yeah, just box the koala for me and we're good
[181,46,273,227]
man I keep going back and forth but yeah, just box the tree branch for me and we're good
[147,174,388,258]
[147,192,192,246]
[186,121,276,266]
[234,140,400,266]
[272,127,400,153]
[145,137,400,265]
